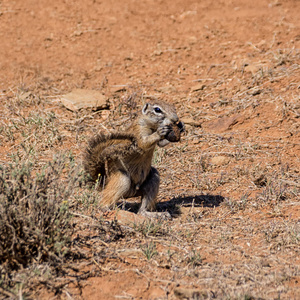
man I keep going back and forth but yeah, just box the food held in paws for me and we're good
[165,121,184,142]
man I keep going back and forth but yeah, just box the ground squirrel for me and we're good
[83,100,184,215]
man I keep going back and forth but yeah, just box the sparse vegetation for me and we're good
[0,153,79,296]
[134,219,164,237]
[0,155,72,265]
[142,241,158,260]
[187,249,202,268]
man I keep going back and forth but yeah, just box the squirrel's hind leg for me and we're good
[137,167,171,219]
[137,167,160,213]
[101,171,131,209]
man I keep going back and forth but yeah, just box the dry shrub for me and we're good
[0,153,80,289]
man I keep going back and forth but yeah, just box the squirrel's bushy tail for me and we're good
[83,132,138,183]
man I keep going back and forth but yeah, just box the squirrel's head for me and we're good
[141,100,179,130]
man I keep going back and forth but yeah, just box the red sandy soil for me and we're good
[0,0,299,299]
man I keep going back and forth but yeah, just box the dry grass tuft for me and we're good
[0,153,81,295]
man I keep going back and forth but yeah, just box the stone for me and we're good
[191,83,206,92]
[104,210,147,227]
[60,89,109,111]
[110,85,127,93]
[19,91,32,101]
[156,86,177,93]
[181,117,201,127]
[244,64,260,75]
[211,156,230,166]
[203,114,243,133]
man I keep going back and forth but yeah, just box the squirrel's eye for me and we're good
[154,107,162,114]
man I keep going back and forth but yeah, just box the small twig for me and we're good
[0,287,16,298]
[192,78,214,82]
[279,179,300,188]
[71,211,95,220]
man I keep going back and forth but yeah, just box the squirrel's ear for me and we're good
[142,103,148,115]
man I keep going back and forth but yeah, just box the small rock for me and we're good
[181,117,201,127]
[211,156,230,166]
[156,86,177,93]
[18,91,32,101]
[153,50,163,56]
[191,138,201,144]
[244,63,269,75]
[203,114,243,133]
[188,36,197,45]
[191,83,206,92]
[118,249,143,257]
[260,258,271,267]
[254,174,267,187]
[110,85,127,93]
[268,1,281,7]
[250,88,262,96]
[60,89,109,111]
[244,64,260,75]
[104,210,147,227]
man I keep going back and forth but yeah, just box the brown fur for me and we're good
[83,100,183,213]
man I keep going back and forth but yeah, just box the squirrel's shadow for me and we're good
[124,194,224,216]
[158,194,224,215]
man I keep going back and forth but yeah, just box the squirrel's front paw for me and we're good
[157,125,170,139]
